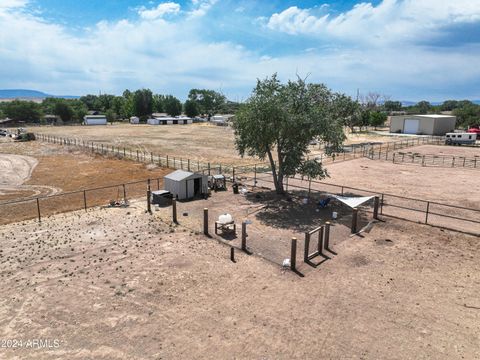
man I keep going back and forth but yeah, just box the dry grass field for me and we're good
[28,124,403,165]
[0,198,479,359]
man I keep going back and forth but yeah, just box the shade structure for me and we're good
[332,195,374,208]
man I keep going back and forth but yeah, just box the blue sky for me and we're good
[0,0,479,101]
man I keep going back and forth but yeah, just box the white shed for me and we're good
[130,116,140,124]
[164,170,208,200]
[83,115,107,125]
[147,118,160,125]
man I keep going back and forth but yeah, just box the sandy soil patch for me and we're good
[0,200,478,359]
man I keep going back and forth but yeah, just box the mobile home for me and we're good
[445,133,477,145]
[83,115,107,125]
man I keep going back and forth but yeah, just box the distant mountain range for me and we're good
[0,89,79,99]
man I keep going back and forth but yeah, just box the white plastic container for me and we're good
[332,211,338,219]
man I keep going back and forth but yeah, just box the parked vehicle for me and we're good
[467,125,480,135]
[445,132,477,145]
[0,129,8,137]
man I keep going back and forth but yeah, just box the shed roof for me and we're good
[415,114,455,118]
[164,170,199,181]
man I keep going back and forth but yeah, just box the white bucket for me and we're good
[302,198,308,204]
[332,211,338,219]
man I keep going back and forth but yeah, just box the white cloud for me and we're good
[267,0,480,45]
[188,0,218,18]
[138,2,181,20]
[0,0,479,101]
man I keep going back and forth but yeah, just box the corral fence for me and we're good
[0,177,163,226]
[242,172,480,237]
[372,151,479,169]
[34,133,446,182]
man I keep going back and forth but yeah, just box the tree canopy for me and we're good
[188,89,226,117]
[233,74,345,194]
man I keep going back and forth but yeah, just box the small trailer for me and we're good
[445,132,477,145]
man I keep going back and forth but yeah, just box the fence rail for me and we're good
[0,177,163,225]
[243,172,480,236]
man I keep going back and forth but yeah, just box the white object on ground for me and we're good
[282,258,291,267]
[332,195,374,209]
[332,211,338,219]
[218,213,233,224]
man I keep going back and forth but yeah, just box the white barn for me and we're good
[83,115,107,125]
[163,170,208,200]
[148,115,192,125]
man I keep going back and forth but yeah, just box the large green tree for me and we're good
[133,89,153,118]
[187,89,226,116]
[4,100,42,122]
[184,99,199,118]
[164,95,182,117]
[233,74,345,194]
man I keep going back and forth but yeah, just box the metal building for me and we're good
[389,114,456,135]
[164,170,208,200]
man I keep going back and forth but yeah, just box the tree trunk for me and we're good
[267,150,284,194]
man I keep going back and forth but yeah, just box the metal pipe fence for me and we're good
[0,177,161,226]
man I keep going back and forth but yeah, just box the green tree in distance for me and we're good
[233,74,345,194]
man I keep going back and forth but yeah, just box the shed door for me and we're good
[404,119,419,134]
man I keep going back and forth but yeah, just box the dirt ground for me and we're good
[395,144,480,157]
[0,141,170,224]
[28,124,404,166]
[0,196,478,359]
[321,145,480,208]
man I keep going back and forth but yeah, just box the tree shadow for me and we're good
[244,190,355,232]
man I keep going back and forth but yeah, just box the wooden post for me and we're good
[241,221,247,252]
[324,222,331,251]
[208,162,211,176]
[123,184,127,202]
[290,237,297,271]
[318,226,324,254]
[232,167,235,182]
[172,198,177,223]
[230,247,235,263]
[188,159,190,171]
[123,147,126,157]
[83,190,87,211]
[308,177,312,198]
[254,165,257,187]
[425,202,430,224]
[147,179,151,213]
[351,208,358,234]
[36,198,41,223]
[151,153,153,163]
[392,152,396,163]
[373,196,379,220]
[203,208,209,235]
[136,150,139,161]
[304,232,310,262]
[167,155,169,168]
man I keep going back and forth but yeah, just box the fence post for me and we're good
[452,157,455,167]
[241,221,247,252]
[232,167,235,182]
[208,163,211,176]
[151,153,153,163]
[188,159,190,172]
[147,179,152,214]
[83,190,87,211]
[172,198,177,223]
[290,237,297,271]
[318,226,324,254]
[254,165,257,187]
[324,222,331,250]
[373,196,379,220]
[136,150,139,161]
[36,198,41,223]
[123,184,127,202]
[123,147,126,157]
[351,208,358,234]
[304,232,310,262]
[425,201,430,224]
[392,152,396,163]
[167,155,169,168]
[308,177,312,198]
[203,208,209,235]
[380,194,384,215]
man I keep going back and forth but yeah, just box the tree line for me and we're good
[0,88,240,123]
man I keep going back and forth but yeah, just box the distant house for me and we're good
[130,116,140,124]
[389,114,456,135]
[147,115,192,125]
[83,115,107,125]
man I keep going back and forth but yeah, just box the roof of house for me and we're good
[164,170,200,181]
[415,114,456,119]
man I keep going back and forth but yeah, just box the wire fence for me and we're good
[0,177,160,225]
[376,151,479,169]
[242,172,480,236]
